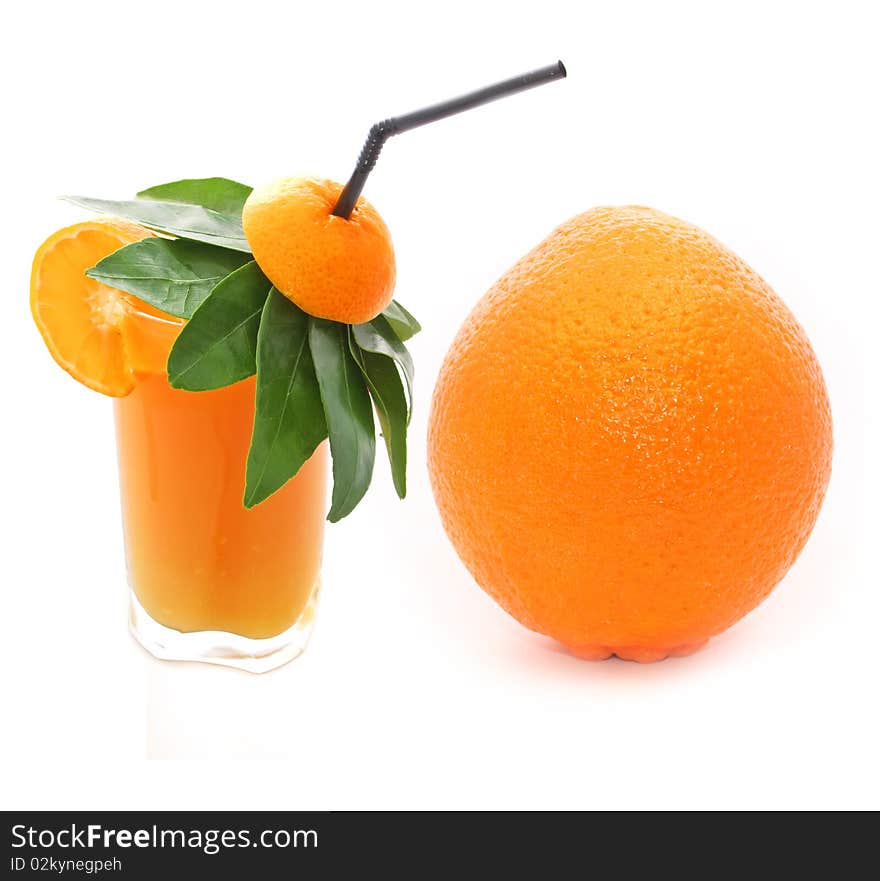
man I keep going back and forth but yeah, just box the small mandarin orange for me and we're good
[428,206,832,662]
[242,176,395,324]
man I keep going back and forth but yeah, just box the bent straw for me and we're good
[331,61,567,220]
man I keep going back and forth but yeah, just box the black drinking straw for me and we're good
[331,60,567,220]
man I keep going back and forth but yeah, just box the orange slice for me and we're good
[30,217,154,396]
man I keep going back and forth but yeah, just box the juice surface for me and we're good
[114,299,327,639]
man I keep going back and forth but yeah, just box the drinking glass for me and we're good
[114,297,327,672]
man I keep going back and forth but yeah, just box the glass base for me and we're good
[128,582,320,673]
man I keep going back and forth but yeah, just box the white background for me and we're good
[2,0,876,809]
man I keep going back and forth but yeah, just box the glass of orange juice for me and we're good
[114,296,327,672]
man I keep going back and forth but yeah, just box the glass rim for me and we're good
[118,293,184,328]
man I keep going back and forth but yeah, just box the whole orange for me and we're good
[242,176,395,324]
[428,206,832,662]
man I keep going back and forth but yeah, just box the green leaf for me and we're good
[382,300,421,341]
[137,177,252,218]
[351,314,415,414]
[167,261,271,390]
[309,318,376,522]
[350,328,408,499]
[62,195,250,252]
[86,238,250,319]
[244,290,327,508]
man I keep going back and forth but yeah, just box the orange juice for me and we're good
[114,297,327,663]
